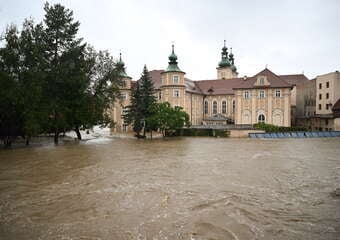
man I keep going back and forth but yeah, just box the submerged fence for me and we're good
[249,131,340,138]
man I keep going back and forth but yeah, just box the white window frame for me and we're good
[173,75,179,84]
[173,89,180,98]
[222,100,227,114]
[212,101,218,114]
[244,91,250,99]
[259,78,265,85]
[258,114,265,123]
[204,101,209,114]
[232,100,235,113]
[275,90,281,98]
[259,90,265,99]
[121,92,127,100]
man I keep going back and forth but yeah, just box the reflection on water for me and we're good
[0,138,339,239]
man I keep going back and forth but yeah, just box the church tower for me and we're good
[112,53,132,133]
[160,44,186,109]
[217,40,238,79]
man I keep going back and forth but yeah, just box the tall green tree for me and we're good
[123,65,156,138]
[19,19,49,144]
[0,25,23,147]
[123,82,144,138]
[147,102,190,137]
[43,2,84,143]
[139,65,156,137]
[74,48,121,139]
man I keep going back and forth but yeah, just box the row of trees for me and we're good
[0,2,122,146]
[124,66,190,138]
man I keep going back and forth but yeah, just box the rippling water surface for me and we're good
[0,137,339,239]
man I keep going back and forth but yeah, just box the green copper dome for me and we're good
[168,52,177,62]
[116,53,131,79]
[218,40,231,68]
[165,44,184,73]
[218,58,231,68]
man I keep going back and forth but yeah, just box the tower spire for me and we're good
[218,40,231,68]
[165,43,184,73]
[116,52,131,78]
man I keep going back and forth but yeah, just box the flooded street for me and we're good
[0,137,339,240]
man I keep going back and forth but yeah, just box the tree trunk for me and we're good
[4,137,12,148]
[25,136,30,146]
[75,127,82,140]
[150,131,153,140]
[54,130,59,144]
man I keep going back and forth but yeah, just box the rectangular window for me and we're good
[259,90,265,99]
[326,93,329,99]
[173,75,179,84]
[244,91,250,99]
[319,83,322,89]
[173,89,180,98]
[159,91,162,100]
[326,104,329,110]
[326,82,329,88]
[318,104,321,110]
[319,94,322,100]
[121,93,127,100]
[275,90,281,97]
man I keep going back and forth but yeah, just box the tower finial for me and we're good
[224,40,226,47]
[119,51,122,61]
[172,41,174,54]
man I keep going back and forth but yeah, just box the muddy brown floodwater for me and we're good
[0,137,339,240]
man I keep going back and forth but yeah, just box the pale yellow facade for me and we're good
[235,88,291,127]
[111,44,300,133]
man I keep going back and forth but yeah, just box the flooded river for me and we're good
[0,137,339,239]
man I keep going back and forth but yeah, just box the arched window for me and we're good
[204,101,208,114]
[213,101,217,114]
[222,101,227,114]
[258,114,265,123]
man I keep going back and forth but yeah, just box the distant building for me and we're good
[111,42,313,133]
[296,71,340,130]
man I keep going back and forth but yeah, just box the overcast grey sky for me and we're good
[1,0,339,80]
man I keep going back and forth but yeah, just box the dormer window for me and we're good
[259,78,264,85]
[173,75,179,84]
[256,76,268,86]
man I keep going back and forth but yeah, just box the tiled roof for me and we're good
[233,68,293,89]
[140,68,294,95]
[148,70,164,89]
[194,78,244,95]
[279,74,309,85]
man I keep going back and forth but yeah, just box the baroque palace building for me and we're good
[111,42,311,133]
